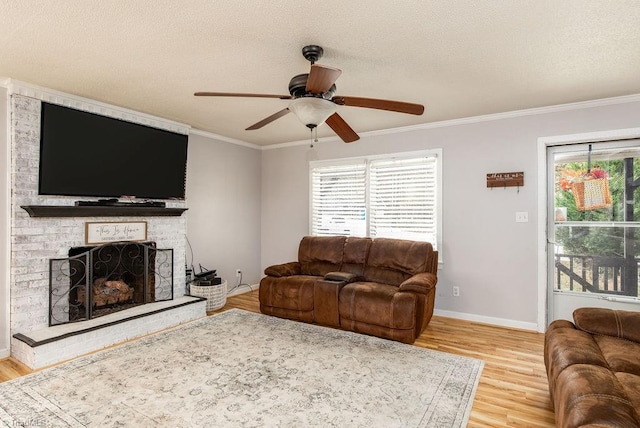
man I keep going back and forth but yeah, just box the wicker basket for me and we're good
[190,280,227,311]
[571,177,612,211]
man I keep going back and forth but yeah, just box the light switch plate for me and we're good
[516,211,529,222]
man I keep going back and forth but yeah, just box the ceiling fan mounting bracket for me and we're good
[302,45,323,64]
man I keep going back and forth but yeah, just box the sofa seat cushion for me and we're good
[554,363,639,428]
[615,372,640,413]
[594,335,640,376]
[338,282,416,330]
[259,275,318,311]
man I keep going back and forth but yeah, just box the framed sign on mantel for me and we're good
[85,221,148,245]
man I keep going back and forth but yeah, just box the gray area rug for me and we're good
[0,309,483,427]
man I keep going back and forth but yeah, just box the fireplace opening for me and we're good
[49,241,173,326]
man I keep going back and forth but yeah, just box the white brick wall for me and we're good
[10,94,189,339]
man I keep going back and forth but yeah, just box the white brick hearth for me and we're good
[12,296,206,369]
[9,92,205,368]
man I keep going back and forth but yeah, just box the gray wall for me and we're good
[186,132,262,289]
[0,87,7,357]
[261,100,640,329]
[1,82,638,353]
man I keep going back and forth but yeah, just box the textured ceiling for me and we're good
[1,0,639,146]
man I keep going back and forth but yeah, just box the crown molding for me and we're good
[189,128,261,149]
[5,76,638,150]
[4,79,191,135]
[262,93,640,150]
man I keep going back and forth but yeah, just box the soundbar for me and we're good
[75,200,166,208]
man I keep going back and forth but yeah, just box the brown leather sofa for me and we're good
[259,235,438,343]
[544,308,640,427]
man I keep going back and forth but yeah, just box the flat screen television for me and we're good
[39,102,188,200]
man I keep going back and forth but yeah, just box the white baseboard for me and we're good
[227,283,259,297]
[433,309,538,332]
[0,347,9,359]
[222,286,538,331]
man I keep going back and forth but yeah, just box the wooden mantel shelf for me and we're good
[21,205,188,218]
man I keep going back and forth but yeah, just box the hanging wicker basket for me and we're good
[571,176,612,211]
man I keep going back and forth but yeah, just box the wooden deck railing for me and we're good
[555,253,639,297]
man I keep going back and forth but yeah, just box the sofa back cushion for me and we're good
[363,238,434,286]
[298,236,346,276]
[574,307,640,344]
[340,237,372,276]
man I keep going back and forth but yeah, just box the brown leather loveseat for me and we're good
[544,308,640,427]
[259,235,438,344]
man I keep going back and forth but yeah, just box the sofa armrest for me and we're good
[546,319,575,334]
[264,261,301,277]
[573,307,640,343]
[324,271,362,283]
[398,272,437,294]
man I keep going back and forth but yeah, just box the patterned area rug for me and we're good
[0,309,483,427]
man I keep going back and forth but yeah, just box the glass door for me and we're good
[548,139,640,322]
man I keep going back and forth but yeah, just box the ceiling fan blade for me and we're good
[195,92,292,99]
[245,108,290,130]
[306,64,342,94]
[332,96,424,115]
[325,113,360,143]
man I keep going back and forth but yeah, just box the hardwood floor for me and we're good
[0,356,30,383]
[1,290,556,427]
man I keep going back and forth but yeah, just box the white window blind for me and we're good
[310,163,366,237]
[369,156,437,244]
[310,150,441,256]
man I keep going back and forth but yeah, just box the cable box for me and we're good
[193,277,222,286]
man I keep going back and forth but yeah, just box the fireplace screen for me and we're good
[49,241,173,326]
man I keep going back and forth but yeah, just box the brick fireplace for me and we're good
[9,92,205,369]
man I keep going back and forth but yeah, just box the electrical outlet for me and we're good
[452,286,460,297]
[235,269,242,278]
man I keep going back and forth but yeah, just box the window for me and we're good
[310,161,367,237]
[310,150,442,258]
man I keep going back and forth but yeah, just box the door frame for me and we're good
[536,127,640,332]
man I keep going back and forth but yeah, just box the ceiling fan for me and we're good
[194,45,425,143]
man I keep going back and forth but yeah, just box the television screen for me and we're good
[39,102,188,200]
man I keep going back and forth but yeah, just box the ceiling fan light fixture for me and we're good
[288,97,336,128]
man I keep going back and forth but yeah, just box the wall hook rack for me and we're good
[487,172,524,191]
